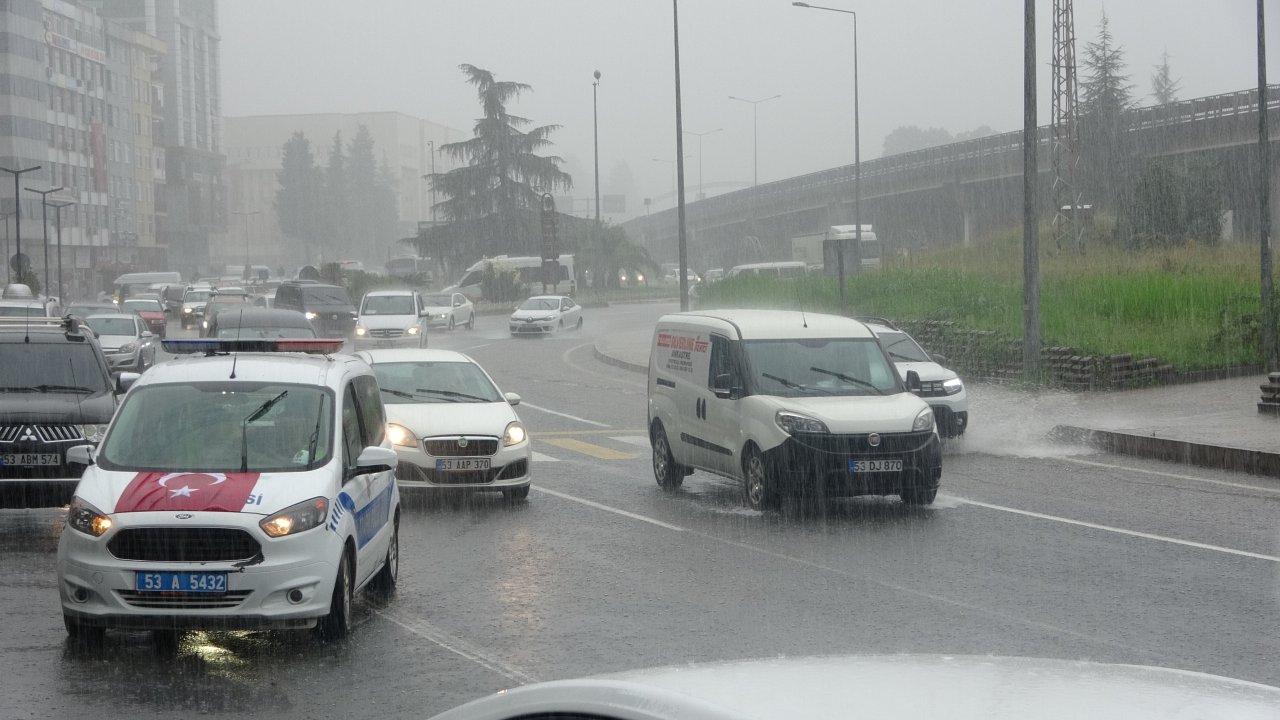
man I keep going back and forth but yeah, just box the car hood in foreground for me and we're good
[385,401,517,439]
[893,360,957,382]
[429,655,1280,720]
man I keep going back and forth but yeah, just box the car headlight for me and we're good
[260,497,329,538]
[503,421,527,446]
[355,325,367,336]
[913,407,936,432]
[77,424,108,443]
[406,326,420,335]
[119,341,138,353]
[538,316,554,322]
[942,378,964,395]
[386,422,417,448]
[67,497,112,537]
[636,273,645,282]
[201,320,209,329]
[775,410,829,435]
[182,306,192,314]
[304,311,318,320]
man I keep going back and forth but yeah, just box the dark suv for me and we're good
[273,281,357,337]
[0,319,121,508]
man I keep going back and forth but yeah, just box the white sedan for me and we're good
[420,292,475,331]
[509,295,582,336]
[355,349,531,501]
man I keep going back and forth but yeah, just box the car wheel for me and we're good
[502,485,530,502]
[575,316,583,330]
[742,445,780,511]
[447,315,455,331]
[369,513,399,600]
[901,486,938,506]
[63,614,105,646]
[466,313,474,330]
[316,549,353,641]
[557,319,564,331]
[651,422,684,490]
[152,628,181,656]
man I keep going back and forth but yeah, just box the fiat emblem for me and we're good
[175,513,193,520]
[457,437,469,448]
[867,432,881,447]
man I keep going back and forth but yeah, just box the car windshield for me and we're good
[66,305,113,317]
[0,342,107,393]
[361,295,415,315]
[301,287,352,305]
[370,361,502,404]
[84,317,137,336]
[123,300,163,313]
[98,382,333,472]
[184,291,211,302]
[519,298,558,311]
[423,294,452,306]
[875,330,931,362]
[215,325,315,339]
[0,305,43,317]
[743,338,899,397]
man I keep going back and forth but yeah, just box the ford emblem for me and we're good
[867,432,881,447]
[175,513,193,520]
[457,437,469,448]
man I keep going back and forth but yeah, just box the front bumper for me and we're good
[393,440,531,490]
[353,331,423,348]
[916,387,969,437]
[104,349,142,370]
[763,430,942,498]
[57,511,341,630]
[423,315,453,328]
[510,321,554,335]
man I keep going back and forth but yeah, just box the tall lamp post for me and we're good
[230,210,261,279]
[593,69,604,289]
[682,128,723,200]
[26,185,63,296]
[793,1,860,307]
[48,199,74,302]
[422,139,438,223]
[728,94,781,187]
[1,164,40,277]
[1,212,11,284]
[672,0,690,311]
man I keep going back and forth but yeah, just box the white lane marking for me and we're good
[954,495,1280,562]
[460,342,496,351]
[530,451,560,463]
[519,401,611,428]
[532,486,686,531]
[374,607,538,684]
[610,435,652,448]
[1058,457,1280,495]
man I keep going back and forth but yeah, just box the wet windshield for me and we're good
[518,298,558,311]
[123,300,164,313]
[361,295,415,315]
[98,383,333,472]
[183,291,212,302]
[84,317,138,336]
[371,361,502,404]
[743,338,898,397]
[301,287,353,306]
[875,330,931,362]
[423,294,452,306]
[0,343,107,393]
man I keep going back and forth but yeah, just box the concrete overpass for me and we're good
[624,86,1280,270]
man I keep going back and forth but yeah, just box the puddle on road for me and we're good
[945,382,1094,460]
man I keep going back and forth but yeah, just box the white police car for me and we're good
[56,338,400,642]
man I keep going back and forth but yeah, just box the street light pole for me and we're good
[424,140,438,223]
[594,69,604,289]
[26,185,63,296]
[793,2,860,307]
[1,212,10,284]
[728,95,781,187]
[1,165,39,274]
[683,128,723,200]
[673,0,690,311]
[49,200,73,301]
[1022,0,1041,375]
[230,210,261,280]
[1258,0,1275,370]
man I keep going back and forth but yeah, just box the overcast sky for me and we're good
[221,0,1274,206]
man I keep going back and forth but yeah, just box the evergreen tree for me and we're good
[1080,10,1134,210]
[322,131,350,261]
[275,132,323,263]
[1150,50,1181,105]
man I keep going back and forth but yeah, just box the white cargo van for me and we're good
[646,309,941,510]
[446,255,576,300]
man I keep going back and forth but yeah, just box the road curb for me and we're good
[592,342,648,375]
[1051,424,1280,478]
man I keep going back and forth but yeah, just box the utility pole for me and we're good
[1,212,10,284]
[231,210,261,280]
[1,165,39,276]
[1259,0,1275,370]
[424,140,438,223]
[1022,0,1041,375]
[49,200,73,301]
[594,69,604,289]
[673,0,690,311]
[1051,0,1083,252]
[26,185,62,296]
[728,95,781,187]
[683,128,723,201]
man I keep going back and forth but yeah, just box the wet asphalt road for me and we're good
[1,302,1278,719]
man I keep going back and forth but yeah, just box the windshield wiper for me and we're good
[809,366,885,395]
[379,387,416,399]
[762,373,804,390]
[886,351,918,362]
[34,383,96,394]
[415,387,488,403]
[0,386,37,393]
[240,391,288,472]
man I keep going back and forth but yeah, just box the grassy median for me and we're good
[696,233,1269,370]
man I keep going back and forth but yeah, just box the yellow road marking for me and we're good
[531,429,646,438]
[539,437,638,461]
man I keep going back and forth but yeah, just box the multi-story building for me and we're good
[223,112,461,270]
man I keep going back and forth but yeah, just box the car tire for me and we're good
[575,317,583,330]
[152,628,181,656]
[466,313,474,330]
[63,614,105,646]
[369,513,399,600]
[900,486,938,506]
[447,316,455,331]
[651,422,684,490]
[316,549,353,641]
[742,445,780,512]
[557,319,564,331]
[502,485,530,502]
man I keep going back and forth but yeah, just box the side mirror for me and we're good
[115,372,141,394]
[905,370,922,392]
[504,392,521,406]
[454,299,463,307]
[713,373,733,399]
[354,446,397,475]
[141,330,154,338]
[66,444,95,466]
[931,353,949,366]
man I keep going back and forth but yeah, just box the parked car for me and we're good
[861,317,969,438]
[120,298,167,338]
[355,348,530,501]
[84,314,158,372]
[508,295,582,336]
[273,281,357,337]
[419,292,475,331]
[205,308,316,339]
[355,290,429,347]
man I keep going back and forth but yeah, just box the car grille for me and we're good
[410,459,526,484]
[0,424,85,443]
[790,430,935,455]
[369,329,404,338]
[107,528,261,563]
[423,436,498,457]
[116,590,251,609]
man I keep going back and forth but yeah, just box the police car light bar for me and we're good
[161,338,346,355]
